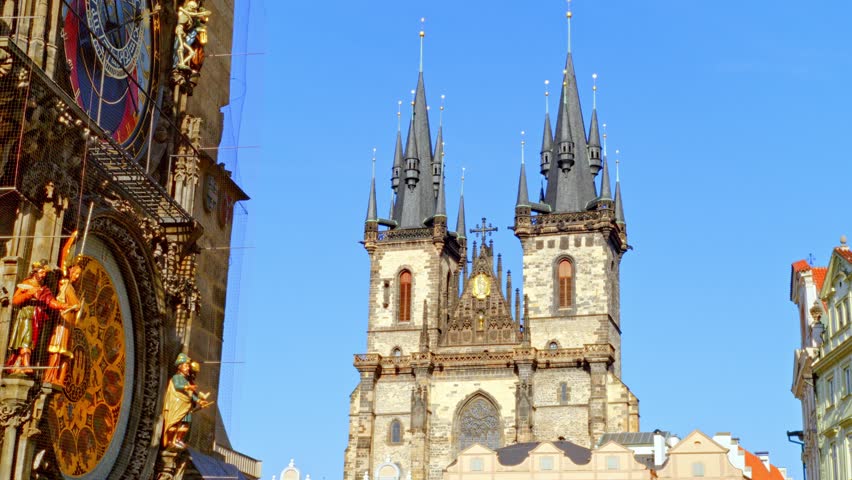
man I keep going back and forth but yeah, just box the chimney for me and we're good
[653,430,666,467]
[755,451,770,471]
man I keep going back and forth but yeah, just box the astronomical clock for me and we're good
[62,0,160,158]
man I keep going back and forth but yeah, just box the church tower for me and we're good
[345,9,638,480]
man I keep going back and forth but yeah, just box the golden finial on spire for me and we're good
[566,0,573,53]
[544,80,550,114]
[410,89,416,118]
[440,94,446,127]
[521,131,526,165]
[602,123,608,156]
[592,73,598,109]
[397,100,403,132]
[419,17,426,73]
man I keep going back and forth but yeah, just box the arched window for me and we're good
[389,419,403,444]
[399,270,412,322]
[558,259,573,308]
[391,347,402,357]
[457,396,500,452]
[549,341,559,350]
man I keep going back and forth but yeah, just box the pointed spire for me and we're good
[540,80,553,177]
[543,27,597,213]
[435,156,446,217]
[366,148,378,222]
[598,154,612,202]
[391,102,404,194]
[614,150,625,224]
[517,131,530,207]
[455,168,467,238]
[554,75,575,173]
[588,74,602,176]
[433,124,444,195]
[398,114,422,228]
[413,71,434,220]
[403,117,420,189]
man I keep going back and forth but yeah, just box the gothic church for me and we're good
[344,11,638,480]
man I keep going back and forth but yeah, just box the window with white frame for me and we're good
[692,462,705,477]
[605,456,619,470]
[829,377,836,407]
[831,442,839,480]
[539,456,554,471]
[470,458,483,472]
[845,367,852,396]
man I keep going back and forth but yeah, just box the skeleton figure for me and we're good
[174,0,211,70]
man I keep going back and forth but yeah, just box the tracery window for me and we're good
[457,397,500,452]
[399,270,412,322]
[558,259,573,308]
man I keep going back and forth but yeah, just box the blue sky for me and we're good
[226,1,852,479]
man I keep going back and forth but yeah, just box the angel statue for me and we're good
[174,0,212,71]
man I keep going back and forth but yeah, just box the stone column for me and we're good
[515,357,535,443]
[353,359,380,480]
[410,362,432,480]
[0,377,34,480]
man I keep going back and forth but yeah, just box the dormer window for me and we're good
[399,270,412,322]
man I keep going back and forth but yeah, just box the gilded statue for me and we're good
[162,353,211,449]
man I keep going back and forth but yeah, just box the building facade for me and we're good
[443,430,770,480]
[790,258,827,480]
[0,0,258,478]
[345,10,637,480]
[811,239,852,480]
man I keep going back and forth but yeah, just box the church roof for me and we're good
[495,441,591,466]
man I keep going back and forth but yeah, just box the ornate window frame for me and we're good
[453,390,503,456]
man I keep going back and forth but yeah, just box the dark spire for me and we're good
[614,157,625,224]
[432,126,443,195]
[366,150,378,222]
[399,118,422,228]
[588,109,602,176]
[456,172,466,239]
[543,52,597,213]
[414,73,434,221]
[517,133,530,207]
[435,157,446,217]
[598,154,612,202]
[540,81,553,177]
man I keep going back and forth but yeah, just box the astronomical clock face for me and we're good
[62,0,160,158]
[46,247,135,479]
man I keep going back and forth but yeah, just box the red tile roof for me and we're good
[836,247,852,264]
[791,259,811,273]
[742,448,786,480]
[812,267,828,292]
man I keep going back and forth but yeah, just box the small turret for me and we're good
[555,80,575,173]
[456,171,467,239]
[540,80,553,176]
[432,127,443,197]
[516,132,530,208]
[587,74,602,176]
[366,149,378,222]
[391,101,403,192]
[403,118,420,189]
[614,152,626,225]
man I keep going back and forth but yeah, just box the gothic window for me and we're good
[557,259,573,308]
[558,382,570,404]
[399,270,412,322]
[389,419,403,444]
[457,396,501,452]
[391,347,402,357]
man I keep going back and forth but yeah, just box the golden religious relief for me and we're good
[471,274,491,300]
[47,256,126,477]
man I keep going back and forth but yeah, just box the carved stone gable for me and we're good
[443,244,519,346]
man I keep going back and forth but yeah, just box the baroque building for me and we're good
[793,237,852,480]
[345,10,637,480]
[0,0,259,479]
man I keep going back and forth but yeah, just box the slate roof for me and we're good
[495,441,591,466]
[598,431,670,446]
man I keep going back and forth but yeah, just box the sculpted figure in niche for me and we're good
[44,233,83,385]
[174,0,212,71]
[6,260,76,375]
[162,353,211,449]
